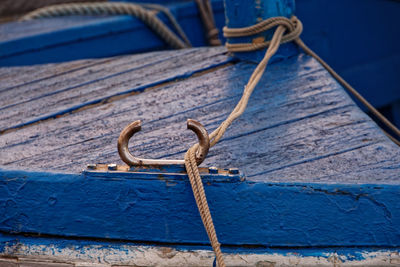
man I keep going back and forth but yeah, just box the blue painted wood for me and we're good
[393,101,400,128]
[0,0,398,128]
[3,0,398,130]
[1,168,400,247]
[0,1,226,66]
[223,0,296,62]
[4,0,396,130]
[1,232,395,262]
[112,0,189,3]
[0,47,400,247]
[296,0,400,112]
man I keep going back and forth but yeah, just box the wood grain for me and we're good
[1,47,399,184]
[0,47,230,132]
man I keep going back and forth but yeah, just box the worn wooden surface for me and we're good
[1,47,400,249]
[1,47,399,184]
[0,47,231,132]
[2,0,399,132]
[1,240,399,267]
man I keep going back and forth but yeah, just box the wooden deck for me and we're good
[1,47,399,183]
[1,0,399,128]
[1,47,400,264]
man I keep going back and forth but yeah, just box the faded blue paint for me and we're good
[223,0,296,62]
[0,232,398,260]
[1,168,400,247]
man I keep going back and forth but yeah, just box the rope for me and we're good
[23,3,400,264]
[184,16,294,267]
[185,147,224,266]
[139,3,191,47]
[194,0,221,46]
[223,16,400,144]
[185,15,400,267]
[209,17,298,147]
[20,2,190,49]
[293,38,400,143]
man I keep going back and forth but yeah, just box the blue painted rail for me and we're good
[0,1,226,66]
[1,46,400,253]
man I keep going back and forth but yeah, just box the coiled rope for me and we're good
[21,2,191,49]
[185,15,400,267]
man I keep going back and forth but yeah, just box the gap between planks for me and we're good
[0,60,235,136]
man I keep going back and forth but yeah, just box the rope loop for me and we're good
[223,16,302,52]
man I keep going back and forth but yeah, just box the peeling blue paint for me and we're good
[0,231,398,261]
[1,168,400,247]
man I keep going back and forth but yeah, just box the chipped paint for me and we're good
[1,237,399,266]
[1,168,400,247]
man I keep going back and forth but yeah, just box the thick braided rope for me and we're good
[185,147,224,267]
[208,19,292,147]
[184,20,290,267]
[224,16,302,52]
[185,15,400,266]
[20,2,188,49]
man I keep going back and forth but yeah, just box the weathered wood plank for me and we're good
[0,48,210,106]
[1,47,400,247]
[0,57,110,91]
[2,54,325,167]
[1,0,399,130]
[1,50,399,184]
[0,47,230,132]
[1,233,399,266]
[1,168,400,246]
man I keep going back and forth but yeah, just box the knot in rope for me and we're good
[223,16,303,52]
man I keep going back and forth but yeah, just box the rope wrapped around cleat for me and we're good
[186,15,400,267]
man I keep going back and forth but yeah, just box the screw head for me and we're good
[209,167,218,174]
[87,164,97,170]
[229,168,239,175]
[108,164,117,171]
